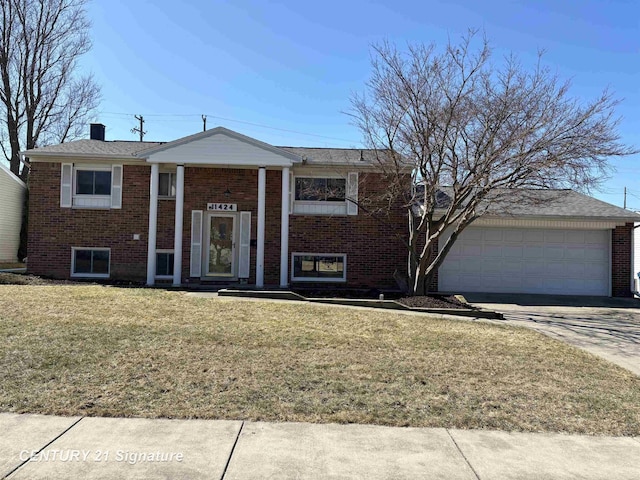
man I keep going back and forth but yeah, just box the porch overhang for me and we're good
[135,126,301,167]
[144,127,295,289]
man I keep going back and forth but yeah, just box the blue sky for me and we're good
[81,0,639,208]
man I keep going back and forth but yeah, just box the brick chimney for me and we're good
[90,123,106,141]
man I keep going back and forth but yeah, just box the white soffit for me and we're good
[473,217,626,230]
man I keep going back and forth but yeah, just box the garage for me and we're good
[438,227,610,295]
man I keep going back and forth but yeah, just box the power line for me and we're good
[99,111,359,145]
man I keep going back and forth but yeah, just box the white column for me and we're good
[280,167,290,287]
[146,163,159,285]
[172,165,185,286]
[256,166,266,287]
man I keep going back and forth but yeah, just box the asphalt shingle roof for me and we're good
[435,187,640,221]
[23,140,377,164]
[277,147,378,165]
[23,139,164,157]
[24,135,636,221]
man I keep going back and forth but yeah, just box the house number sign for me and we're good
[207,203,237,211]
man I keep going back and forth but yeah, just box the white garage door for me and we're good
[439,227,610,295]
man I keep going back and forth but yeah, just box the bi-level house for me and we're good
[23,125,406,289]
[23,124,638,297]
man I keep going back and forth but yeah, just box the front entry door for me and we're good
[206,214,236,277]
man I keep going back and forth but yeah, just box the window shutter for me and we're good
[238,211,252,278]
[289,171,294,212]
[60,163,73,208]
[190,210,203,277]
[347,172,358,216]
[111,165,123,209]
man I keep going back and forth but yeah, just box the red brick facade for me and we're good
[28,162,150,280]
[26,161,635,296]
[27,162,408,288]
[179,167,283,285]
[612,223,633,297]
[289,173,407,288]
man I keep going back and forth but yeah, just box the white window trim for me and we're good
[294,199,346,206]
[158,171,176,200]
[289,172,357,217]
[293,174,347,201]
[155,249,175,279]
[291,252,347,283]
[71,247,111,278]
[72,164,112,209]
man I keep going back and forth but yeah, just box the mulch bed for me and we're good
[292,288,473,310]
[0,272,85,285]
[0,272,143,287]
[396,295,472,310]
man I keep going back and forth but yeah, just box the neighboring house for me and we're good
[0,162,26,262]
[21,124,639,297]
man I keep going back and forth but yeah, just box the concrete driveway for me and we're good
[463,293,640,377]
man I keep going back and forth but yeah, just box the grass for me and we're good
[0,285,639,435]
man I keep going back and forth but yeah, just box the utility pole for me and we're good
[202,115,207,132]
[624,187,627,209]
[131,115,146,141]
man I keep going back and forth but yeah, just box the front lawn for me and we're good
[0,285,639,435]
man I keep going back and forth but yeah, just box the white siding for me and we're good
[72,196,111,208]
[0,164,26,262]
[149,132,294,166]
[293,202,347,215]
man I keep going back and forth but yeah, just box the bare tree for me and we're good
[0,0,100,179]
[350,31,635,295]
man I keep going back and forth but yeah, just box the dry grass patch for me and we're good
[1,285,639,435]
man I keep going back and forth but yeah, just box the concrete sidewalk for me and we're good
[1,413,639,479]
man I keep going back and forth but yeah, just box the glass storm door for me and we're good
[206,215,236,277]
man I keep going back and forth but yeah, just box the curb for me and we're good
[217,289,504,320]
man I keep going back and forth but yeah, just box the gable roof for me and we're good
[433,188,640,222]
[135,126,302,163]
[19,126,390,169]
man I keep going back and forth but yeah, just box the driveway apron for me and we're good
[464,293,640,376]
